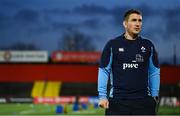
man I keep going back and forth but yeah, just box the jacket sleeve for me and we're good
[98,41,113,100]
[148,45,160,97]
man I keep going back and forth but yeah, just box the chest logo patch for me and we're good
[119,48,124,52]
[141,46,146,53]
[136,54,144,62]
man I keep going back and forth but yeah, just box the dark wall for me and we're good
[0,64,179,84]
[0,63,98,82]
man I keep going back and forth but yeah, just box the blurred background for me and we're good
[0,0,179,115]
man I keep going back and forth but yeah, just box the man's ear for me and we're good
[123,21,127,28]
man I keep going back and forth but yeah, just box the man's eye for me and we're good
[132,19,137,21]
[131,19,142,22]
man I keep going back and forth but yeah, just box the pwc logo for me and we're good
[123,63,138,70]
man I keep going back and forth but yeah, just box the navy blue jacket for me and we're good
[98,34,160,100]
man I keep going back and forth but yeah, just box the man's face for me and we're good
[124,13,142,35]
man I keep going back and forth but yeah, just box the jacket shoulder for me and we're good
[107,36,122,44]
[140,36,154,46]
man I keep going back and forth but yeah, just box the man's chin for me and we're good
[132,32,139,35]
[133,31,140,35]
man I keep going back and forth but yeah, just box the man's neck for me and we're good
[124,32,138,40]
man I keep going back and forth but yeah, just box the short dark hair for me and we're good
[123,9,142,21]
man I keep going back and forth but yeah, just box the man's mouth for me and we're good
[134,28,140,31]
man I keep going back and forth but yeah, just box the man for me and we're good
[98,9,160,115]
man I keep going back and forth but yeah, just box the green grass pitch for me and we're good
[0,103,179,115]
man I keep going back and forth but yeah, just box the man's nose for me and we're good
[135,21,141,26]
[135,23,140,27]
